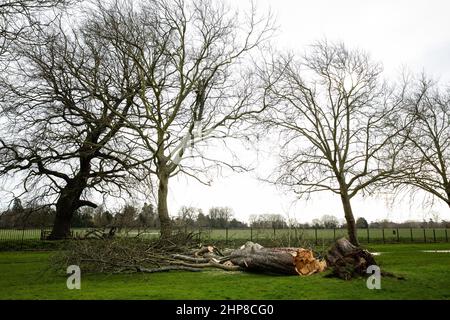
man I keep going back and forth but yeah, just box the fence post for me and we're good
[333,228,336,241]
[273,227,276,240]
[382,228,385,244]
[433,229,436,243]
[446,229,448,243]
[410,228,413,242]
[225,228,228,244]
[20,227,25,250]
[396,228,400,242]
[314,228,318,245]
[423,228,426,243]
[288,228,291,247]
[250,227,253,242]
[367,228,370,243]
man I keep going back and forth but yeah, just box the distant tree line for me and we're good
[1,199,449,230]
[249,214,288,229]
[0,198,160,229]
[0,198,55,228]
[174,206,247,229]
[305,216,450,229]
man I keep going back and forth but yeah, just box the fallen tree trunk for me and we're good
[229,247,298,275]
[228,242,326,275]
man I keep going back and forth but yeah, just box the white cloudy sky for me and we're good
[168,0,450,224]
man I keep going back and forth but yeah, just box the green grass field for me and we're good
[1,243,449,299]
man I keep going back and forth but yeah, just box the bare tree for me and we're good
[208,206,233,228]
[259,41,406,246]
[0,5,148,239]
[0,0,72,57]
[177,206,200,227]
[92,0,274,238]
[249,213,286,229]
[321,214,339,229]
[393,76,450,209]
[115,204,138,230]
[356,217,369,229]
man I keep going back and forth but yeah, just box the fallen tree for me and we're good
[53,235,380,279]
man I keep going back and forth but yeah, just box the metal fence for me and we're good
[0,227,448,250]
[190,227,450,245]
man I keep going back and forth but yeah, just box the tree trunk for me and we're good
[227,242,326,275]
[158,169,172,239]
[340,191,359,246]
[48,129,102,240]
[48,155,93,240]
[48,181,84,240]
[229,246,298,275]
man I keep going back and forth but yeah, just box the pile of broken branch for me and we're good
[52,234,380,279]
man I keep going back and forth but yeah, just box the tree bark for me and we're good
[48,154,94,240]
[157,168,172,239]
[340,190,359,246]
[446,189,450,208]
[229,247,298,275]
[227,242,326,275]
[326,238,376,279]
[48,179,86,239]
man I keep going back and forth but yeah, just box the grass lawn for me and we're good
[0,243,449,300]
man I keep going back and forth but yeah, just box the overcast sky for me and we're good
[168,0,450,224]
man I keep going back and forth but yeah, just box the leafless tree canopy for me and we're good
[0,2,150,238]
[0,0,274,239]
[0,0,72,57]
[258,41,407,245]
[394,76,450,208]
[88,0,274,238]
